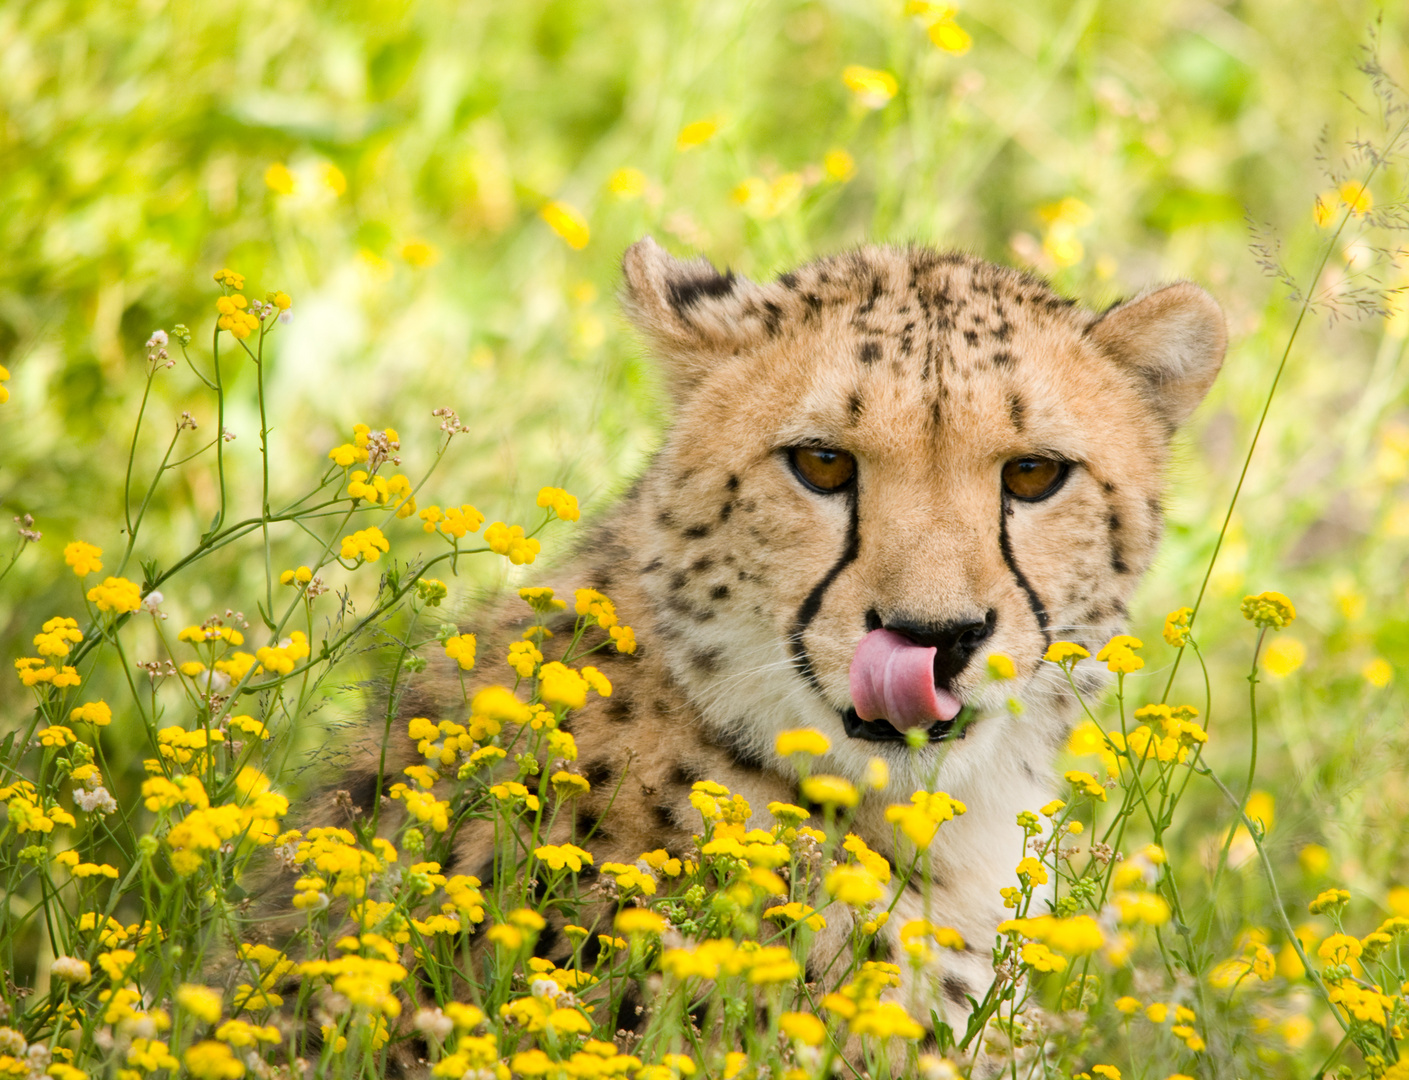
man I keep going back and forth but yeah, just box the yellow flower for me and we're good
[609,624,637,653]
[540,201,590,250]
[801,774,859,809]
[850,1001,925,1040]
[533,844,593,873]
[1091,1068,1121,1080]
[264,162,295,195]
[184,1041,245,1080]
[1240,591,1296,629]
[64,541,103,577]
[779,1011,826,1046]
[1043,641,1090,666]
[826,864,884,907]
[34,616,83,657]
[550,771,590,798]
[987,653,1016,680]
[1363,657,1393,688]
[444,634,476,672]
[766,902,827,933]
[574,587,618,628]
[1261,637,1305,677]
[0,363,9,404]
[339,527,390,563]
[927,18,972,54]
[608,167,648,199]
[484,521,540,564]
[1064,769,1107,801]
[538,661,589,711]
[1096,635,1143,674]
[320,162,347,195]
[842,65,898,108]
[1309,887,1350,915]
[279,566,313,587]
[1114,995,1141,1014]
[776,728,830,757]
[1317,932,1362,965]
[1019,942,1065,972]
[1340,180,1373,216]
[399,239,439,268]
[536,486,580,521]
[676,119,719,151]
[506,640,541,678]
[614,908,665,935]
[824,149,855,182]
[176,985,223,1024]
[1163,606,1193,647]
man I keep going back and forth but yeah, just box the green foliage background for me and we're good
[3,0,1409,1069]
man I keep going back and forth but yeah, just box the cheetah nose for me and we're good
[849,629,963,732]
[886,611,998,686]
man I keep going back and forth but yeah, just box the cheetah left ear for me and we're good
[620,236,771,396]
[1086,282,1227,428]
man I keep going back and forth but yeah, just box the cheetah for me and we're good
[318,235,1225,1056]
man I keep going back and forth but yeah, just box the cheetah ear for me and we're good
[1086,282,1227,428]
[621,236,769,395]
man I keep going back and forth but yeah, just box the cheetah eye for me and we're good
[788,447,857,494]
[1001,457,1069,502]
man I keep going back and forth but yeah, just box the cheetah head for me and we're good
[621,237,1225,797]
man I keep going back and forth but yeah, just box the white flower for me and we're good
[411,1008,453,1042]
[145,330,168,349]
[529,978,562,1000]
[74,787,118,815]
[142,590,164,614]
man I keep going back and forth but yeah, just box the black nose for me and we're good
[884,610,997,687]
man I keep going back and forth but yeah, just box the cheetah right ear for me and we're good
[621,236,771,395]
[1086,281,1227,429]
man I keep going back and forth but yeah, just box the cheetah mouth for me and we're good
[840,705,977,743]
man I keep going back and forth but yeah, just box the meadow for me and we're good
[1,0,1408,1077]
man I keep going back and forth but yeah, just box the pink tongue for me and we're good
[849,629,963,732]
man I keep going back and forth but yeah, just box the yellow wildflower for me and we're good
[1096,634,1143,674]
[541,201,589,250]
[1240,591,1296,629]
[536,486,580,521]
[842,65,898,108]
[64,541,103,577]
[444,634,476,672]
[676,119,719,151]
[1163,606,1193,647]
[801,774,859,809]
[484,521,540,564]
[1043,641,1090,666]
[776,728,830,757]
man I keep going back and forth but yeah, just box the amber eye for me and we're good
[788,447,857,493]
[1001,457,1069,501]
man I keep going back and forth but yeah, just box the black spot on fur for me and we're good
[1008,394,1025,431]
[690,555,715,573]
[994,319,1012,341]
[726,474,740,492]
[615,984,646,1033]
[803,292,822,318]
[778,271,798,290]
[858,340,881,365]
[641,557,662,573]
[1108,512,1121,533]
[1112,547,1129,574]
[605,696,633,723]
[710,584,730,600]
[761,300,783,337]
[669,762,705,788]
[669,571,688,592]
[943,975,971,1008]
[963,329,979,346]
[345,772,381,816]
[690,647,722,674]
[847,391,864,422]
[683,523,711,540]
[992,349,1014,367]
[651,803,677,831]
[574,809,610,843]
[584,759,616,788]
[1103,481,1117,495]
[667,269,736,314]
[700,725,768,774]
[718,502,733,522]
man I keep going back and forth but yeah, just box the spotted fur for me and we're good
[311,236,1226,1059]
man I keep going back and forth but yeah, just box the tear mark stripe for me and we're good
[790,492,861,692]
[998,492,1051,643]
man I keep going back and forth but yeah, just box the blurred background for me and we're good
[2,0,1408,1065]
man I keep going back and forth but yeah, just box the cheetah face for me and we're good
[623,238,1225,796]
